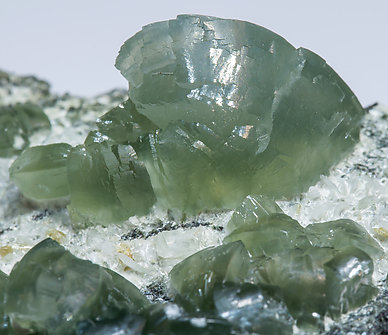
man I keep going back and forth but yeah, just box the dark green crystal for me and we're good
[169,241,250,311]
[5,238,149,335]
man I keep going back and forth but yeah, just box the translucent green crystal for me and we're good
[96,99,158,144]
[169,241,250,311]
[261,246,376,328]
[224,213,311,258]
[221,201,381,328]
[9,143,72,201]
[67,132,156,225]
[0,103,50,157]
[305,219,384,259]
[226,194,283,234]
[5,238,149,335]
[115,14,364,213]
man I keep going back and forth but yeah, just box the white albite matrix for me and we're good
[0,71,387,332]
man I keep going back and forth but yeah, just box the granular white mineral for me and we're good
[0,70,387,334]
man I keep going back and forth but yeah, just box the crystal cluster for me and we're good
[170,195,382,330]
[2,14,381,335]
[9,14,364,224]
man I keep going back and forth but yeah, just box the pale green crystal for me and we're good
[224,213,311,258]
[67,132,156,225]
[169,241,250,311]
[115,14,364,213]
[5,238,149,335]
[96,99,157,144]
[9,143,72,201]
[0,103,50,157]
[305,219,384,259]
[226,194,283,234]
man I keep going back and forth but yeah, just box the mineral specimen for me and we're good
[5,238,149,334]
[9,143,72,201]
[114,14,364,213]
[0,103,50,157]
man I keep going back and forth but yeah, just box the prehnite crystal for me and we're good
[5,238,150,335]
[9,143,71,201]
[67,131,155,225]
[112,14,364,213]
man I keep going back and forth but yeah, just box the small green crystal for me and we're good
[67,132,156,225]
[0,103,50,157]
[226,194,284,234]
[5,238,149,335]
[114,14,364,213]
[305,219,384,259]
[96,99,158,144]
[9,143,72,201]
[169,241,250,311]
[224,213,311,258]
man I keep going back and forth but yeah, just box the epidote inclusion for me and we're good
[1,14,387,335]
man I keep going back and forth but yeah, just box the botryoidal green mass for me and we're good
[9,14,364,224]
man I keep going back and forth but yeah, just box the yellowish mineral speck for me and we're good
[46,229,66,243]
[0,245,13,257]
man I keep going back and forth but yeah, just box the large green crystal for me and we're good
[0,103,50,157]
[5,238,149,335]
[114,14,364,213]
[9,143,72,201]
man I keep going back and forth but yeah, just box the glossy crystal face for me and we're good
[114,14,364,213]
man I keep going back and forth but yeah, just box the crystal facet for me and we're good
[9,143,72,201]
[5,238,149,335]
[114,14,364,213]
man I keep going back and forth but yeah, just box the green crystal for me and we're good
[169,241,250,311]
[226,194,283,234]
[221,200,381,328]
[9,143,72,201]
[224,213,311,258]
[0,103,50,157]
[305,219,384,259]
[67,131,156,225]
[96,99,158,144]
[114,14,364,213]
[261,246,376,328]
[5,238,149,335]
